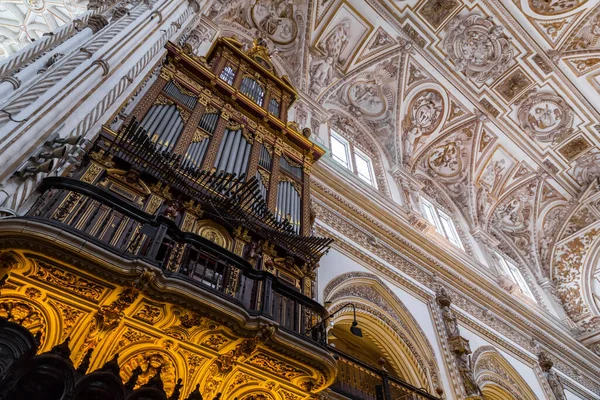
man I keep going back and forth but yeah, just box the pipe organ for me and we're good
[0,37,335,399]
[93,37,327,294]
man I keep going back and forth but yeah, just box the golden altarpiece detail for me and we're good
[0,38,339,400]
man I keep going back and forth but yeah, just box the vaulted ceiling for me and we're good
[0,0,87,58]
[208,0,600,342]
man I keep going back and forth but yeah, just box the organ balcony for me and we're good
[0,37,339,398]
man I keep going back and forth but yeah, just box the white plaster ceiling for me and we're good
[0,0,87,59]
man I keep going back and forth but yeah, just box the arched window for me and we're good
[219,66,235,85]
[330,129,377,188]
[494,252,536,301]
[420,196,463,250]
[240,77,265,105]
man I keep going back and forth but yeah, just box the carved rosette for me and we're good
[443,14,513,83]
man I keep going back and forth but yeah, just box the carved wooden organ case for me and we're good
[51,37,330,298]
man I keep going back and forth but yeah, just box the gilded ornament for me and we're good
[135,304,163,324]
[34,261,105,302]
[247,353,304,380]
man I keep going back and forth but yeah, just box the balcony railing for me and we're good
[329,347,440,400]
[25,177,327,344]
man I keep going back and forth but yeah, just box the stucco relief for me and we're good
[566,8,600,50]
[315,3,371,71]
[553,228,600,321]
[528,0,586,16]
[402,89,444,163]
[570,151,600,185]
[517,93,574,143]
[443,14,513,83]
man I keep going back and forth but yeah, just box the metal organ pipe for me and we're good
[163,81,198,110]
[276,181,301,233]
[225,130,242,173]
[238,142,251,177]
[214,129,251,178]
[140,104,184,150]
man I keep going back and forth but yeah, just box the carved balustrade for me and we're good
[25,177,327,343]
[329,348,440,400]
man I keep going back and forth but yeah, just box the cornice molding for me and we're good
[310,164,600,394]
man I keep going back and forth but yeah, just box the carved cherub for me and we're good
[245,239,264,268]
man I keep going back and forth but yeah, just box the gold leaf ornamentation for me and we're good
[34,261,105,302]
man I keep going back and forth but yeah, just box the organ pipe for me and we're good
[163,80,198,109]
[276,181,301,234]
[140,104,185,151]
[214,128,251,177]
[198,111,219,134]
[240,77,265,105]
[256,172,268,200]
[259,144,272,170]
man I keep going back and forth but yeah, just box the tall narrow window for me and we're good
[420,197,464,250]
[354,149,376,188]
[496,253,536,301]
[330,130,351,169]
[220,66,235,85]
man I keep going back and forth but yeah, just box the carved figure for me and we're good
[539,351,566,400]
[245,240,264,267]
[456,353,481,396]
[310,56,334,94]
[403,125,422,163]
[441,306,460,337]
[321,18,351,64]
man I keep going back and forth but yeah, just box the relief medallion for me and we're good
[528,0,585,16]
[443,15,512,83]
[517,93,574,142]
[251,1,298,45]
[348,79,387,117]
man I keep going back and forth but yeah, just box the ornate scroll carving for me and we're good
[34,260,105,302]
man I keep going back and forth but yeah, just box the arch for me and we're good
[324,272,440,393]
[118,347,184,398]
[472,346,538,400]
[0,294,60,353]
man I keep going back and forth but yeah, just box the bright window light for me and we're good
[354,149,377,188]
[420,197,464,250]
[496,253,536,301]
[330,130,351,169]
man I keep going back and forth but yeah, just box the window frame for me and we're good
[420,196,464,250]
[330,129,352,170]
[495,252,536,301]
[353,148,377,188]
